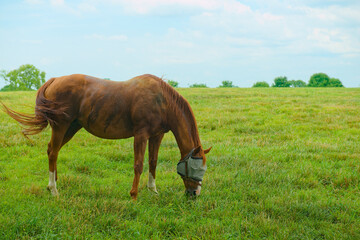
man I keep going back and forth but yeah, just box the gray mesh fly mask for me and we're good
[177,148,207,183]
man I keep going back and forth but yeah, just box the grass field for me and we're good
[0,88,360,239]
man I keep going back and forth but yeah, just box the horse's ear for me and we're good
[193,146,202,156]
[204,146,212,154]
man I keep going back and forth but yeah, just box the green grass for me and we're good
[0,88,360,239]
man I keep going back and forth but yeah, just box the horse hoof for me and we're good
[147,186,158,194]
[47,186,59,196]
[130,190,138,200]
[52,190,59,196]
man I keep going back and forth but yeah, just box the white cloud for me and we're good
[49,0,97,15]
[15,0,360,87]
[307,28,360,55]
[189,1,360,59]
[40,57,59,66]
[260,12,284,22]
[102,0,360,62]
[78,2,97,12]
[109,35,128,41]
[85,34,128,41]
[283,5,360,56]
[24,0,43,4]
[50,0,64,7]
[103,0,250,14]
[49,0,82,16]
[21,39,43,44]
[225,36,263,47]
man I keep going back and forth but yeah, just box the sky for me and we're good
[0,0,359,88]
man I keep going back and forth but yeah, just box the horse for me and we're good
[1,74,211,200]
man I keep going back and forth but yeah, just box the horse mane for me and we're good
[146,75,201,147]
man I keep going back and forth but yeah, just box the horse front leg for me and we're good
[147,133,164,194]
[130,133,148,200]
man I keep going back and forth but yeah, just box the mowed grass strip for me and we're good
[0,88,359,239]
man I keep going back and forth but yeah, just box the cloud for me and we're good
[189,1,360,58]
[133,28,209,65]
[108,35,128,41]
[284,5,360,56]
[307,28,360,55]
[40,56,60,66]
[50,0,64,7]
[78,2,97,12]
[49,0,81,16]
[95,0,360,61]
[15,0,360,87]
[24,0,43,4]
[21,39,43,44]
[48,0,97,15]
[85,34,128,41]
[103,0,250,15]
[224,36,263,47]
[291,4,360,24]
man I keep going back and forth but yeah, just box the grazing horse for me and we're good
[1,74,211,199]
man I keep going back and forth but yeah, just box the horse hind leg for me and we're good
[47,126,67,196]
[54,121,82,180]
[47,121,82,195]
[147,134,164,194]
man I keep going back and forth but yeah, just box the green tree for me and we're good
[308,73,330,87]
[167,79,179,88]
[289,80,306,88]
[219,80,236,88]
[252,81,269,88]
[189,83,208,88]
[272,76,290,87]
[0,84,18,91]
[1,64,46,91]
[329,78,344,87]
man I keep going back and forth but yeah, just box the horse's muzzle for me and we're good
[186,184,201,196]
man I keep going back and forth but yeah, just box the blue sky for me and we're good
[0,0,359,87]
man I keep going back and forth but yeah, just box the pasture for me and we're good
[0,87,359,239]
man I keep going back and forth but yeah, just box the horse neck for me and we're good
[167,104,201,158]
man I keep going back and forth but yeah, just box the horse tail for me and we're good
[1,77,68,136]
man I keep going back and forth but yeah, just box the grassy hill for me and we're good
[1,88,359,239]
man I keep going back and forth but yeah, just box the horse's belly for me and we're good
[83,125,134,139]
[79,117,134,140]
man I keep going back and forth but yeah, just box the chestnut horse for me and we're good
[1,74,211,199]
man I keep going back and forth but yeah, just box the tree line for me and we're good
[167,80,236,88]
[0,65,239,91]
[0,65,345,91]
[253,73,344,88]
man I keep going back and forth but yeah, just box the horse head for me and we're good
[177,146,212,196]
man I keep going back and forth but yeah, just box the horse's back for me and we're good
[41,74,168,139]
[45,74,163,99]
